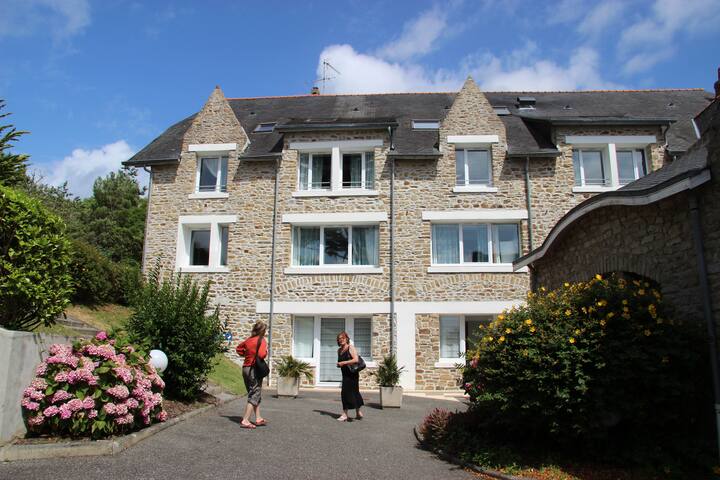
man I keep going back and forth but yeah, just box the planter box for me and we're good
[277,376,299,397]
[379,386,403,408]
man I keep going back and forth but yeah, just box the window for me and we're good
[197,156,228,193]
[352,318,372,358]
[299,153,332,190]
[293,316,314,358]
[573,150,608,186]
[616,149,647,185]
[292,225,379,267]
[412,119,439,129]
[432,223,520,265]
[190,230,210,266]
[341,152,374,189]
[253,122,276,133]
[440,315,492,361]
[456,149,491,186]
[176,215,236,272]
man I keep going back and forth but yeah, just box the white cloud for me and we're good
[618,0,720,73]
[39,140,144,198]
[577,1,625,36]
[317,41,620,94]
[0,0,90,39]
[375,6,448,61]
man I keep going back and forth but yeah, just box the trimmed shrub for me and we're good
[21,331,166,439]
[462,274,704,451]
[0,185,74,331]
[127,266,227,400]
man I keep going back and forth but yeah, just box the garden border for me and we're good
[0,393,239,462]
[413,427,532,480]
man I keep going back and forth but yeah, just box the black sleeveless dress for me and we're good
[339,347,364,410]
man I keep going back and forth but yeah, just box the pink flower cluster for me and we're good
[21,334,167,438]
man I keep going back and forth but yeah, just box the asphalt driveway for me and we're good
[0,389,473,480]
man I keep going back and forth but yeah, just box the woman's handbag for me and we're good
[347,354,366,373]
[253,337,270,379]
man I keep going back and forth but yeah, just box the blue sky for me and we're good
[1,0,718,196]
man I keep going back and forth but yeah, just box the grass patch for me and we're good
[66,304,133,332]
[33,323,85,337]
[208,354,247,396]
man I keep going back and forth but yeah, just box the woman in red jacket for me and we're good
[235,320,268,429]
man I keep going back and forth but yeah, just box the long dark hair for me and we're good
[251,320,267,338]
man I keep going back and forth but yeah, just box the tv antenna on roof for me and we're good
[315,59,341,94]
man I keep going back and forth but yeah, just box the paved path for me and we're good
[0,390,473,480]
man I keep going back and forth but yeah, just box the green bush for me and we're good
[112,261,142,306]
[462,274,704,453]
[371,354,405,387]
[70,239,115,305]
[276,356,314,382]
[126,265,227,400]
[0,185,74,331]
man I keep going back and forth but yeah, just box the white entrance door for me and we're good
[319,317,344,383]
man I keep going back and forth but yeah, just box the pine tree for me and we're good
[0,100,29,186]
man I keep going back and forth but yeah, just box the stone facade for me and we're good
[141,80,677,391]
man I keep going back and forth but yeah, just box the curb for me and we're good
[0,395,240,462]
[412,427,532,480]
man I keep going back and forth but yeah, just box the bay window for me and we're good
[431,223,520,265]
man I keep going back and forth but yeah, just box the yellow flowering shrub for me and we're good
[461,273,704,451]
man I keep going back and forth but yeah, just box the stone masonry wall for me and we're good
[415,315,462,390]
[532,195,703,321]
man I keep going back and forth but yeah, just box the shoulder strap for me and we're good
[255,336,263,356]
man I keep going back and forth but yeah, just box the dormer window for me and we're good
[254,122,276,133]
[198,156,228,192]
[299,153,332,190]
[517,96,536,109]
[412,120,440,130]
[342,152,374,189]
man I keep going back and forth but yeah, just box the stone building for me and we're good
[124,78,713,390]
[515,86,720,338]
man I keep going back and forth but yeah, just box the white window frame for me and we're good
[291,315,376,386]
[437,314,494,366]
[175,215,236,273]
[448,136,499,193]
[287,224,381,274]
[298,152,333,191]
[573,149,609,187]
[189,155,230,199]
[412,119,440,130]
[340,150,374,190]
[455,148,492,187]
[616,149,647,185]
[291,139,382,197]
[428,222,523,273]
[566,136,655,193]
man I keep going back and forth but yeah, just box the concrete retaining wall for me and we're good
[0,327,78,444]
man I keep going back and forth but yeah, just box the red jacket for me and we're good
[236,336,268,367]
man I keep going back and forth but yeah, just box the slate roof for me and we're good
[124,89,713,166]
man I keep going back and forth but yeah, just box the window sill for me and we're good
[175,266,230,273]
[292,189,379,197]
[435,361,463,368]
[285,266,383,275]
[572,186,618,193]
[428,265,528,273]
[295,359,377,368]
[188,192,229,199]
[452,185,498,193]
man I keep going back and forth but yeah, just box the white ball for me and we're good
[149,349,169,373]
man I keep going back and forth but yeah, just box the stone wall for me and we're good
[415,315,462,390]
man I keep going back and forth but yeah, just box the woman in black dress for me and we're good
[336,331,364,422]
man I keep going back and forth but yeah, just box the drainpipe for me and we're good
[141,166,153,275]
[524,156,534,251]
[388,126,396,355]
[689,191,720,462]
[268,158,280,362]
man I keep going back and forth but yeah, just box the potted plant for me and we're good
[372,354,405,408]
[276,355,314,397]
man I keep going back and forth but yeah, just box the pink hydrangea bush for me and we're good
[21,331,166,439]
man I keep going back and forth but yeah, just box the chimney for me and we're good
[311,86,320,95]
[715,67,720,98]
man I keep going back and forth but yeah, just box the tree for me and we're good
[81,168,147,264]
[0,100,30,187]
[0,185,74,330]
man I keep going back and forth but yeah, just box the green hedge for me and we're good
[0,186,73,331]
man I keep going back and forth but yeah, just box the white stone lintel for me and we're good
[565,135,656,146]
[282,212,388,225]
[447,135,499,145]
[422,209,528,222]
[188,143,238,152]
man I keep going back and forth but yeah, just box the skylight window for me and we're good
[254,122,276,133]
[412,120,440,130]
[493,107,511,116]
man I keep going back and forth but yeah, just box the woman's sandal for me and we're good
[337,416,348,422]
[254,419,268,426]
[240,422,256,429]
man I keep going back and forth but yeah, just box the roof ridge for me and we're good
[226,88,707,101]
